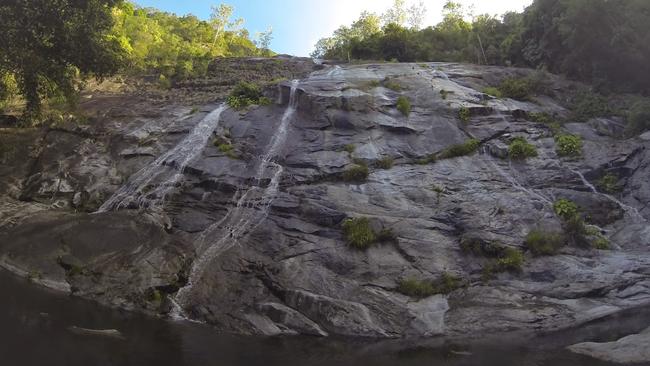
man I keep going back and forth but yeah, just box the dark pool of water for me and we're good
[1,270,648,366]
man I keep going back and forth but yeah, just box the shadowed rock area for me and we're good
[1,58,649,341]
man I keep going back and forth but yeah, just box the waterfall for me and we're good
[570,169,644,222]
[174,81,300,313]
[483,154,553,206]
[98,104,227,212]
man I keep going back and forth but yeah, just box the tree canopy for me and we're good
[0,0,125,117]
[313,0,650,94]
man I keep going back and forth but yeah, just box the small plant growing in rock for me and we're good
[188,107,199,115]
[227,82,270,110]
[555,134,583,157]
[415,154,437,165]
[593,236,610,250]
[528,112,554,124]
[376,156,394,169]
[508,137,538,160]
[483,87,503,98]
[458,107,471,123]
[342,163,369,182]
[430,185,446,203]
[214,139,239,159]
[384,78,403,91]
[495,247,524,272]
[397,278,435,298]
[397,273,462,298]
[553,199,579,220]
[342,144,356,154]
[440,89,454,100]
[396,96,411,116]
[524,229,565,256]
[438,139,480,159]
[597,173,621,193]
[342,217,376,249]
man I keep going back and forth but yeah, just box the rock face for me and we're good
[1,59,650,339]
[568,327,650,364]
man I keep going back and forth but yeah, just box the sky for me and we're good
[134,0,534,57]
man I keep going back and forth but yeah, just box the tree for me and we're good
[256,27,274,56]
[0,0,125,118]
[407,1,427,30]
[382,0,407,26]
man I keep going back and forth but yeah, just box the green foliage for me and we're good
[458,107,471,123]
[397,273,462,298]
[571,91,610,121]
[597,173,621,194]
[313,0,650,95]
[397,278,435,298]
[498,78,535,100]
[227,82,269,110]
[0,0,125,117]
[528,112,554,124]
[555,134,583,157]
[495,247,524,272]
[483,87,503,98]
[438,139,480,159]
[554,199,579,220]
[593,236,610,250]
[376,156,394,169]
[508,137,538,160]
[342,217,376,249]
[342,164,370,182]
[524,229,565,256]
[626,100,650,135]
[383,78,403,91]
[415,154,437,165]
[343,144,356,154]
[396,96,411,116]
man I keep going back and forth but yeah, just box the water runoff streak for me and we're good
[174,80,300,312]
[98,104,227,212]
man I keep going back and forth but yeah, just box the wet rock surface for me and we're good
[568,327,650,364]
[1,60,649,340]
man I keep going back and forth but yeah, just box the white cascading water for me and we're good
[570,169,644,222]
[174,81,300,313]
[98,104,227,212]
[483,153,553,206]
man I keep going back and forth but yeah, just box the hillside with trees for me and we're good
[313,0,650,95]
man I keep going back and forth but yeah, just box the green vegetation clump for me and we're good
[498,78,534,100]
[593,236,610,250]
[397,273,462,298]
[396,96,411,116]
[508,137,538,160]
[597,173,621,193]
[626,100,650,135]
[415,154,437,165]
[524,229,565,256]
[458,107,471,123]
[553,199,579,220]
[571,91,610,121]
[495,247,525,272]
[383,78,403,91]
[439,139,480,159]
[528,112,554,124]
[342,218,396,249]
[227,82,271,110]
[342,217,376,249]
[555,134,583,157]
[376,156,394,169]
[342,163,369,182]
[343,144,356,154]
[483,87,503,98]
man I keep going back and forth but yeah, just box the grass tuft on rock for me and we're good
[508,137,538,160]
[458,107,471,123]
[342,217,376,249]
[397,273,462,299]
[555,134,582,157]
[397,96,411,116]
[376,156,394,169]
[525,229,565,256]
[227,82,271,110]
[439,139,480,159]
[342,163,369,182]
